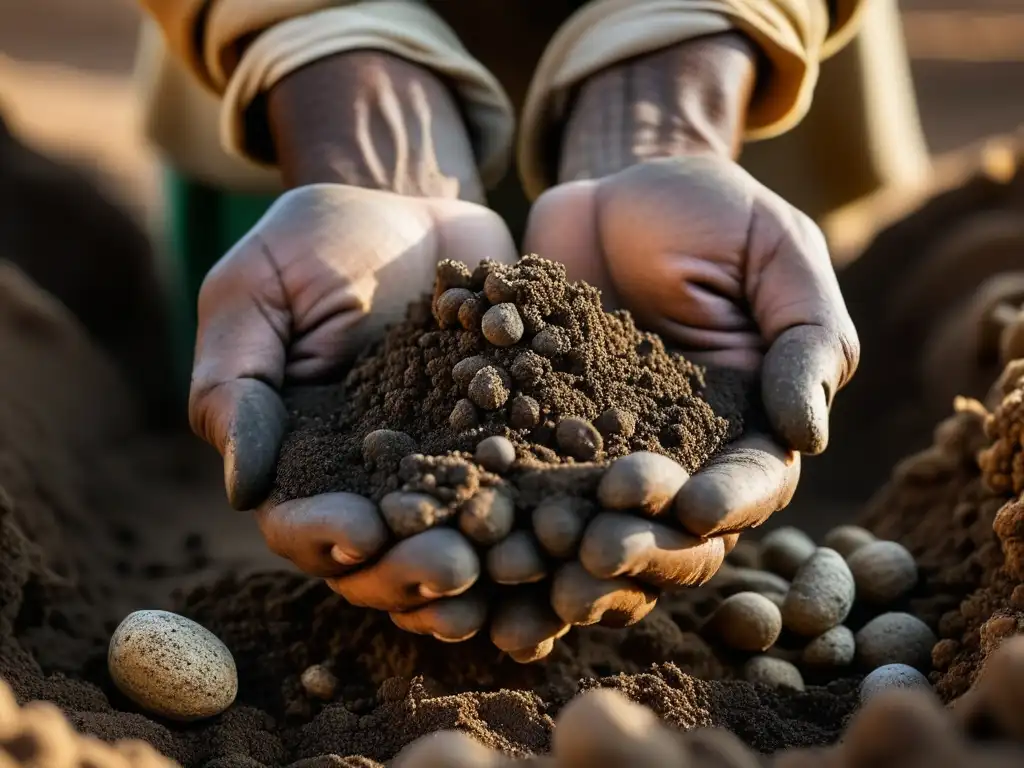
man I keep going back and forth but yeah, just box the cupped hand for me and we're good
[518,155,857,628]
[190,183,517,639]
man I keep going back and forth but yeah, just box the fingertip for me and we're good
[223,379,288,510]
[490,592,569,658]
[551,562,657,627]
[390,593,487,643]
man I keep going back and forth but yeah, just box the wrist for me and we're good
[268,50,485,203]
[558,32,756,183]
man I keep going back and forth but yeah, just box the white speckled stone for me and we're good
[108,610,237,721]
[860,664,931,703]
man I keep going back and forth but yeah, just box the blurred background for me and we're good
[1,0,1024,238]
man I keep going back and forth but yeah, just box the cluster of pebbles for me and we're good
[705,524,936,701]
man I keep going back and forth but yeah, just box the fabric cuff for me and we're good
[517,0,846,200]
[220,1,515,188]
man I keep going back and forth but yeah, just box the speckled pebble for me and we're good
[510,351,546,387]
[108,610,237,721]
[706,592,782,652]
[860,664,931,703]
[782,547,855,637]
[361,429,417,468]
[532,326,569,358]
[458,294,487,331]
[449,398,479,432]
[855,612,937,672]
[468,366,511,410]
[556,417,603,461]
[597,451,688,516]
[300,664,338,701]
[458,488,515,545]
[452,355,490,390]
[822,525,876,559]
[475,436,517,473]
[760,527,817,579]
[380,491,450,537]
[508,395,541,429]
[847,540,918,605]
[802,625,855,669]
[743,656,805,691]
[483,270,517,304]
[434,288,474,328]
[594,407,637,439]
[481,303,524,347]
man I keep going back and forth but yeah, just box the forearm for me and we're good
[268,50,484,202]
[558,32,757,183]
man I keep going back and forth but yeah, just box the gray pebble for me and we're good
[707,565,790,598]
[481,303,524,347]
[475,436,517,473]
[706,592,782,652]
[486,530,546,584]
[449,399,479,432]
[760,527,817,579]
[361,430,417,468]
[594,407,637,439]
[782,547,855,637]
[458,488,515,545]
[596,451,688,517]
[847,540,918,605]
[108,610,237,721]
[532,326,569,358]
[434,288,474,329]
[802,625,856,669]
[743,656,805,691]
[458,294,487,331]
[452,355,489,390]
[468,366,511,410]
[859,663,932,703]
[483,270,517,304]
[556,417,603,461]
[533,495,595,558]
[510,351,546,386]
[509,395,541,429]
[823,525,876,559]
[380,492,450,538]
[855,612,937,672]
[300,664,338,701]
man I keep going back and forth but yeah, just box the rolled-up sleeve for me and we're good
[517,0,869,199]
[137,0,515,187]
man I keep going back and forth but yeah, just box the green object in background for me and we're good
[163,168,278,379]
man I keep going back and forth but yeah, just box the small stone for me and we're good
[509,395,541,429]
[802,625,855,669]
[533,495,595,558]
[481,303,524,347]
[452,355,489,390]
[743,656,804,691]
[486,531,547,584]
[782,548,855,637]
[108,610,237,721]
[760,527,817,579]
[823,525,876,559]
[300,664,338,701]
[597,452,688,516]
[435,259,472,294]
[380,492,450,538]
[458,488,515,545]
[594,408,637,439]
[468,366,511,410]
[556,417,603,461]
[449,399,479,432]
[483,270,517,304]
[855,612,937,672]
[532,326,569,358]
[860,664,931,703]
[434,288,474,329]
[362,429,417,468]
[510,351,546,386]
[847,540,918,605]
[475,436,517,473]
[458,294,487,331]
[706,592,782,652]
[706,565,790,598]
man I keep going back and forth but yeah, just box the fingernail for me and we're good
[419,585,445,599]
[331,544,362,566]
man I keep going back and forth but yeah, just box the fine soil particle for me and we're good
[271,256,752,506]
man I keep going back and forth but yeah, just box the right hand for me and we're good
[190,183,517,641]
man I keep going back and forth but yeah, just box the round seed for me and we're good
[468,366,511,410]
[475,436,517,473]
[481,303,524,347]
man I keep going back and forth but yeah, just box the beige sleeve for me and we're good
[137,0,514,187]
[517,0,869,200]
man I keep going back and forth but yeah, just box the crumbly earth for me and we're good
[271,256,753,506]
